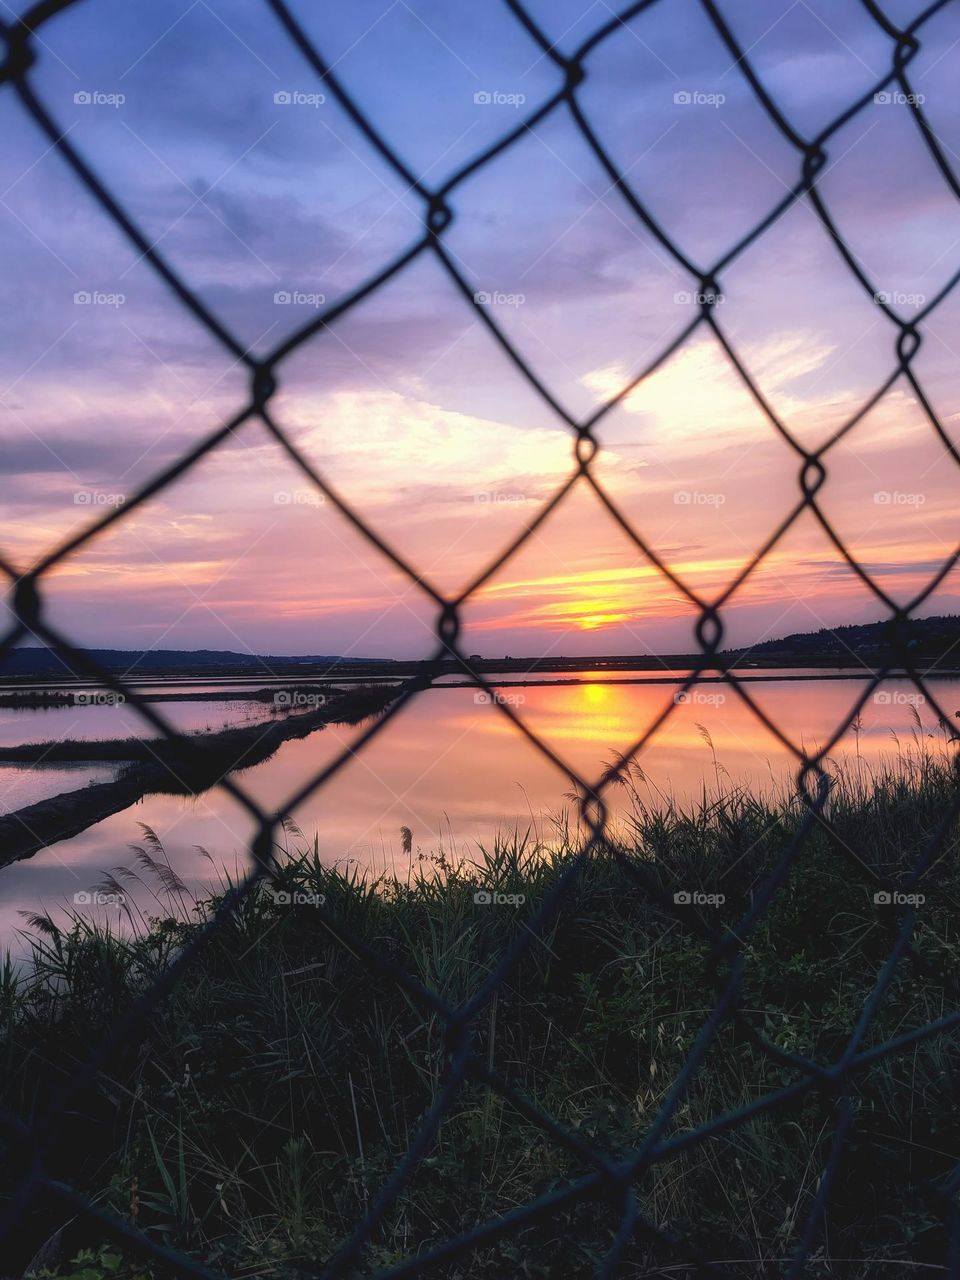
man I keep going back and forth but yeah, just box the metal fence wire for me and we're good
[2,0,960,1274]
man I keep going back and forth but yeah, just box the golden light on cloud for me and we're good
[582,332,839,451]
[291,388,577,504]
[471,565,669,636]
[576,612,628,631]
[466,533,928,641]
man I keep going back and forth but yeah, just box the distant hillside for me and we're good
[3,617,959,683]
[748,615,960,660]
[0,648,387,679]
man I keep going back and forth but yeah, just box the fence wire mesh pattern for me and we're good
[2,0,960,1275]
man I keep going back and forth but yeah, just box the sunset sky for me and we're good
[2,0,960,658]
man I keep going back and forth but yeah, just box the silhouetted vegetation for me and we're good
[3,735,960,1277]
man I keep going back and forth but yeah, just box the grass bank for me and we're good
[3,745,960,1278]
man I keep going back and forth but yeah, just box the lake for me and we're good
[0,672,955,950]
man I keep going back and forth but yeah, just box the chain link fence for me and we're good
[2,0,960,1274]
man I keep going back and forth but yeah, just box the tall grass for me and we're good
[3,740,960,1278]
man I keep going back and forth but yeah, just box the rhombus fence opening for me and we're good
[2,0,960,1275]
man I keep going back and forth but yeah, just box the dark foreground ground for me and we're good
[3,744,960,1278]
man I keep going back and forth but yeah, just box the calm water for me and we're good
[1,674,955,949]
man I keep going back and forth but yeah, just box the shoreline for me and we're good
[0,666,957,707]
[3,650,960,692]
[0,684,398,867]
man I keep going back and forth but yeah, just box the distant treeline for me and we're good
[3,615,960,682]
[0,646,387,679]
[749,614,960,659]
